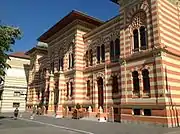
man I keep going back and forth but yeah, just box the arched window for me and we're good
[101,44,105,62]
[112,76,119,93]
[115,38,120,58]
[85,51,89,67]
[96,46,100,63]
[70,81,73,97]
[110,41,114,61]
[131,11,147,52]
[133,29,139,51]
[140,26,147,49]
[68,54,71,69]
[66,82,69,97]
[142,69,150,93]
[87,80,91,96]
[132,71,140,94]
[71,53,74,68]
[89,49,93,66]
[68,53,74,69]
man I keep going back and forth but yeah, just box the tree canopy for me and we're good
[0,25,22,76]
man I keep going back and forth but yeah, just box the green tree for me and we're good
[0,25,22,76]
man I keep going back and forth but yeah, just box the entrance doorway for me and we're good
[97,77,104,108]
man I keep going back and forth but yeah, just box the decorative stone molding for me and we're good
[110,73,120,79]
[126,0,150,26]
[95,72,105,80]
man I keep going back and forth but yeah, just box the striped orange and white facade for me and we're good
[26,0,180,127]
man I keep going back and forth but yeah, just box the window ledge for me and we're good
[132,93,140,98]
[142,92,150,98]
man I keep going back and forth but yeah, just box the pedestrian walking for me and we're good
[14,107,19,120]
[30,106,36,119]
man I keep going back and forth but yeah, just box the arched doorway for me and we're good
[97,77,104,108]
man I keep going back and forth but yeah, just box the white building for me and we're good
[0,52,30,112]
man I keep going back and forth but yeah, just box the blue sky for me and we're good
[0,0,119,52]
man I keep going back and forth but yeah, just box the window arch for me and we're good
[132,71,140,95]
[131,11,147,52]
[142,69,150,93]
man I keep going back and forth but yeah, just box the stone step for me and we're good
[80,117,99,122]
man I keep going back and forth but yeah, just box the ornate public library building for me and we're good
[26,0,180,127]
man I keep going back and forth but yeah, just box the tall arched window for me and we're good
[71,53,74,68]
[89,49,93,66]
[96,46,100,63]
[66,82,69,97]
[131,11,147,52]
[140,26,147,49]
[110,41,114,61]
[70,82,73,97]
[87,80,91,97]
[68,54,71,69]
[115,38,120,58]
[132,71,140,95]
[101,44,105,62]
[133,29,139,51]
[68,53,74,69]
[142,69,150,93]
[112,76,119,93]
[85,51,89,67]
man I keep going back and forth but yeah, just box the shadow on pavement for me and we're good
[0,116,13,120]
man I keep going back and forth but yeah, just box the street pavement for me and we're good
[1,112,180,134]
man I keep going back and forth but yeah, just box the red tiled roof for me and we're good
[9,52,30,59]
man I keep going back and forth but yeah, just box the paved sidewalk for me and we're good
[2,112,180,134]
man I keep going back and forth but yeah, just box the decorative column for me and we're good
[138,71,143,98]
[56,70,65,118]
[47,71,55,115]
